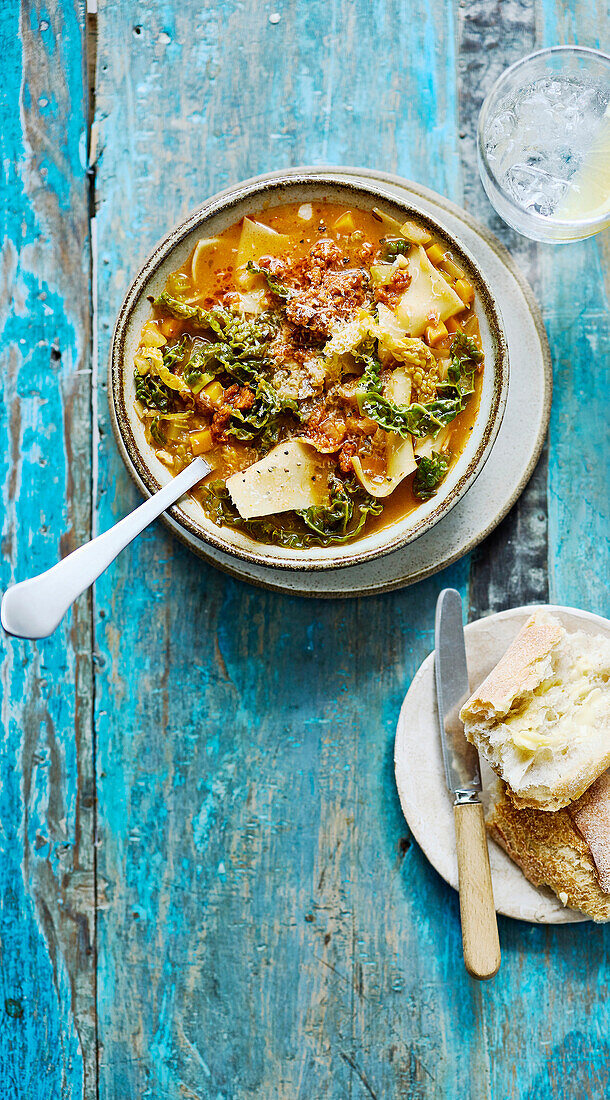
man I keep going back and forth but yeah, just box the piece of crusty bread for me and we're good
[460,610,610,811]
[569,771,610,892]
[488,784,610,922]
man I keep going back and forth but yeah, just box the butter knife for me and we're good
[435,588,501,980]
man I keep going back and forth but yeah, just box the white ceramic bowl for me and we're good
[109,173,509,572]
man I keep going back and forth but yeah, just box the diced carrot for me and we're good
[425,243,445,266]
[446,316,464,334]
[333,211,355,233]
[203,380,224,405]
[425,320,448,347]
[160,318,183,338]
[190,429,213,455]
[454,278,475,305]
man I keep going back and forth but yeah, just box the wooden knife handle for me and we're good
[453,800,501,980]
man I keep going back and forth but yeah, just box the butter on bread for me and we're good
[488,783,610,922]
[569,771,610,892]
[460,610,610,811]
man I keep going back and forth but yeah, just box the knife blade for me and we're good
[434,587,481,798]
[434,588,500,981]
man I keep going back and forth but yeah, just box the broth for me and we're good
[133,201,484,547]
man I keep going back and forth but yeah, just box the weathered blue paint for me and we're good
[0,1,94,1099]
[1,0,609,1096]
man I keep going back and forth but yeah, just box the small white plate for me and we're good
[394,604,610,923]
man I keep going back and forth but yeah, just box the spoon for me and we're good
[1,457,211,640]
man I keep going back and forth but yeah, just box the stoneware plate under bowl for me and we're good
[109,173,509,574]
[395,605,610,924]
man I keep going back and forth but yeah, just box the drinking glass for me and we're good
[478,46,610,242]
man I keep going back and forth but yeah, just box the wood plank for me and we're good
[92,2,610,1099]
[0,2,95,1098]
[92,2,473,1097]
[457,0,551,619]
[537,0,609,618]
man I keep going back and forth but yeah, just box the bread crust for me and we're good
[569,771,610,893]
[460,610,610,811]
[488,785,610,922]
[460,613,563,721]
[505,751,610,812]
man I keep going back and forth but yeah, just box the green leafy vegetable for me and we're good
[413,451,451,500]
[246,261,292,300]
[200,477,383,547]
[449,332,483,373]
[154,297,278,384]
[162,336,187,371]
[225,379,298,449]
[380,238,412,261]
[357,331,480,440]
[134,371,173,412]
[150,415,166,445]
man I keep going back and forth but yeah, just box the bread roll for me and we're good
[488,784,610,922]
[569,771,610,892]
[460,610,610,811]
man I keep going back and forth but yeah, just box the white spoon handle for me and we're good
[1,457,211,640]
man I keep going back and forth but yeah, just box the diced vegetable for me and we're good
[454,278,475,305]
[370,261,399,286]
[203,379,224,405]
[425,320,448,347]
[190,428,214,455]
[160,318,183,339]
[439,255,464,281]
[399,219,432,245]
[425,243,445,266]
[333,211,355,233]
[445,316,464,335]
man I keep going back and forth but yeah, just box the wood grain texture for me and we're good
[0,0,608,1097]
[91,3,610,1099]
[454,801,501,981]
[0,2,95,1098]
[92,3,474,1097]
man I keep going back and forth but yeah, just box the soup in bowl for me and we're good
[110,176,508,571]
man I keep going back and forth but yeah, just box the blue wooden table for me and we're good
[1,2,609,1097]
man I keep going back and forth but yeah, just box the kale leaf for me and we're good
[150,415,166,445]
[413,451,451,500]
[154,297,278,384]
[162,336,187,371]
[134,371,173,412]
[358,332,480,439]
[246,261,292,300]
[225,379,298,448]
